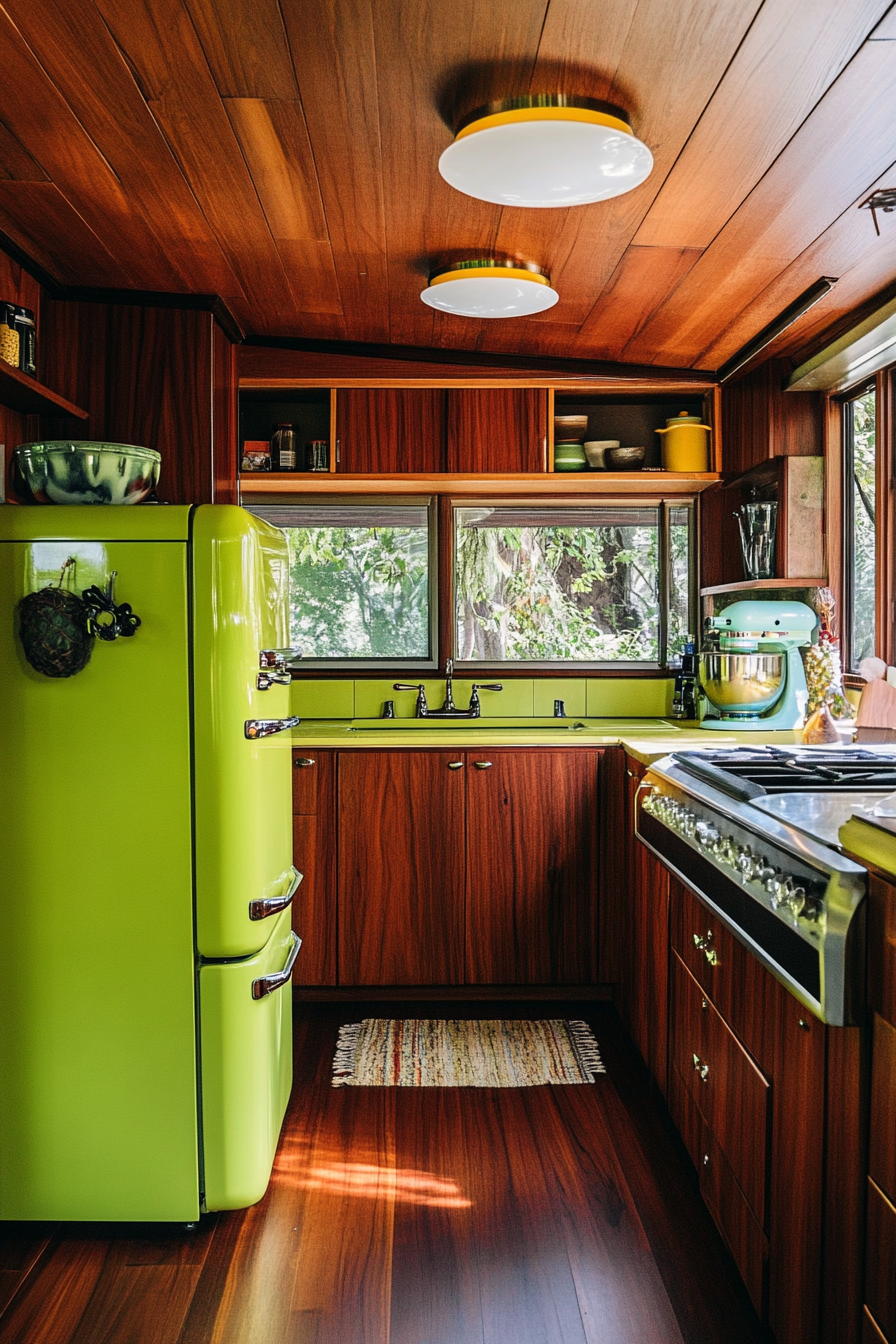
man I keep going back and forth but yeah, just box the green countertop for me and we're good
[289,718,807,763]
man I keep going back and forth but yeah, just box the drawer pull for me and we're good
[692,1053,710,1083]
[693,931,718,966]
[474,761,493,770]
[294,757,316,768]
[447,761,464,770]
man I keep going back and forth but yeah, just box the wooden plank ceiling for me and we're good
[0,0,894,370]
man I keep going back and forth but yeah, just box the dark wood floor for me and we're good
[0,1003,769,1344]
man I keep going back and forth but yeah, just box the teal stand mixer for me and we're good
[698,599,817,731]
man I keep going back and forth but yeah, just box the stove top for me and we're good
[673,746,896,800]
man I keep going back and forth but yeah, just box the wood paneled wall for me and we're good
[36,299,235,504]
[720,357,823,475]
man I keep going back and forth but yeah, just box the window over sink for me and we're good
[454,504,693,668]
[249,497,693,671]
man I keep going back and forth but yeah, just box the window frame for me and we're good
[446,496,696,674]
[250,496,441,671]
[254,492,698,675]
[836,369,895,670]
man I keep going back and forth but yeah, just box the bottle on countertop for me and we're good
[672,635,700,720]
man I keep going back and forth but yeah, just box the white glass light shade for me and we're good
[420,265,559,319]
[439,98,653,208]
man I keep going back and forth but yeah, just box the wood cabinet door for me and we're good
[291,750,336,987]
[446,388,547,473]
[465,750,599,984]
[336,388,446,472]
[337,751,465,985]
[630,820,671,1094]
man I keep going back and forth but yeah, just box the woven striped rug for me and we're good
[331,1018,604,1088]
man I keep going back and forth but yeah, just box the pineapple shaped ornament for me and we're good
[17,556,94,678]
[804,587,849,719]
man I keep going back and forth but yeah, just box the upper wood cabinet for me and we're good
[721,357,822,475]
[446,388,548,473]
[335,388,446,472]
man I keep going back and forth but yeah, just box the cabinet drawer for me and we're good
[870,1014,896,1204]
[670,876,767,1064]
[292,753,319,813]
[700,1126,768,1318]
[671,953,769,1226]
[669,1061,704,1171]
[867,1179,896,1343]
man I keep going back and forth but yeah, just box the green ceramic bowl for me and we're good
[15,441,161,504]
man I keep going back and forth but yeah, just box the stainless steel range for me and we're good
[636,746,896,1026]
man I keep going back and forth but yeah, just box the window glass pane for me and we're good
[669,505,692,661]
[250,505,432,660]
[847,391,876,666]
[454,506,660,662]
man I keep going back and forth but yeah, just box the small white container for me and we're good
[583,439,619,470]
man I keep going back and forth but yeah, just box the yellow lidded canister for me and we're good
[656,411,711,472]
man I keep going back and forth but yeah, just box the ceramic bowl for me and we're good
[605,445,645,471]
[14,441,161,504]
[553,442,587,471]
[553,415,589,442]
[583,439,619,469]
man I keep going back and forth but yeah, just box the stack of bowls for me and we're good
[553,414,588,472]
[583,439,619,470]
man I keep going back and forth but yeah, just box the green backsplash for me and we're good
[291,677,673,719]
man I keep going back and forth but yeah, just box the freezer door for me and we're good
[191,506,296,958]
[200,907,296,1211]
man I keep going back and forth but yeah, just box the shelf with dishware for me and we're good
[550,388,720,475]
[236,379,723,489]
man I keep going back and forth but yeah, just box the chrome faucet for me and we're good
[393,659,503,718]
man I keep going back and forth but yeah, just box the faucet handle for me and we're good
[472,683,503,692]
[392,682,428,717]
[393,682,425,691]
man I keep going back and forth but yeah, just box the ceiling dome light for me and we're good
[439,94,653,208]
[420,258,559,319]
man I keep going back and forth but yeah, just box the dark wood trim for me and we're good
[241,334,716,383]
[437,495,453,668]
[289,667,677,681]
[879,368,895,665]
[0,362,87,418]
[60,288,244,344]
[0,227,62,295]
[292,984,615,1000]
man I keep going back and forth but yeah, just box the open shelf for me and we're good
[700,577,828,597]
[0,362,88,418]
[240,471,721,498]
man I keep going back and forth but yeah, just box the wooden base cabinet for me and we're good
[334,748,601,987]
[337,751,466,985]
[465,751,600,985]
[669,878,828,1344]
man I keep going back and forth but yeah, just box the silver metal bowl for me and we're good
[698,652,785,716]
[15,441,161,505]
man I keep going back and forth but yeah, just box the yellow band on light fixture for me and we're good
[428,266,551,287]
[455,106,633,142]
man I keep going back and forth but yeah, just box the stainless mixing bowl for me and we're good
[698,652,785,717]
[15,441,161,505]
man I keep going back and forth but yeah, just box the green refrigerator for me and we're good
[0,504,300,1221]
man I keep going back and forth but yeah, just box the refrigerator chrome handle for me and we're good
[244,716,301,740]
[260,647,303,670]
[249,865,302,921]
[252,932,302,1000]
[257,669,292,690]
